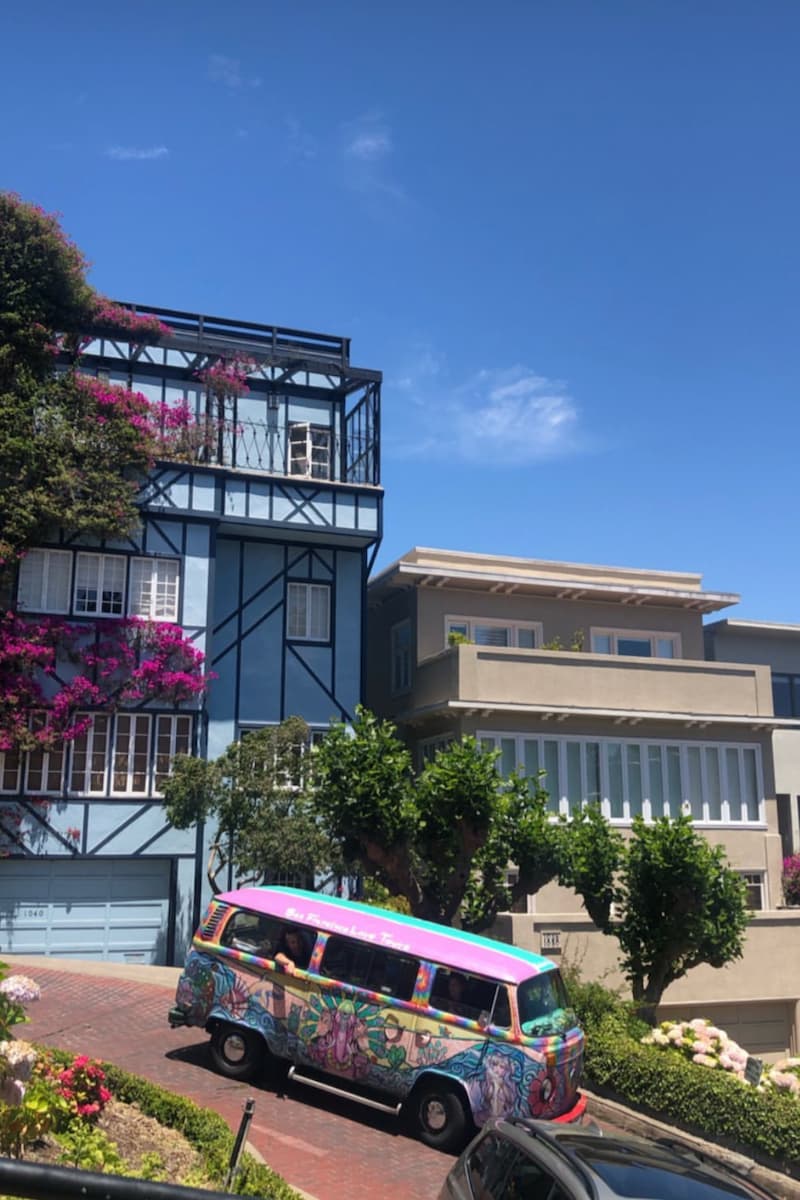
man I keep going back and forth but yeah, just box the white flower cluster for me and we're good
[0,976,41,1006]
[642,1018,749,1078]
[0,1038,38,1106]
[766,1058,800,1095]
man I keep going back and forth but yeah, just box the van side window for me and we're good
[430,969,512,1028]
[221,911,280,957]
[320,935,419,1001]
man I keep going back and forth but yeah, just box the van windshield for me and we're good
[517,969,577,1036]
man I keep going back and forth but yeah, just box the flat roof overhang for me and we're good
[394,699,800,731]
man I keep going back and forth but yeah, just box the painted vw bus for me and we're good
[169,887,585,1150]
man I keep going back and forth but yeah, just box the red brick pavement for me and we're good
[22,966,452,1200]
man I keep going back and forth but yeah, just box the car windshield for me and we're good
[574,1145,762,1200]
[517,969,576,1035]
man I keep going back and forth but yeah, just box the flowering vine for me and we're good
[92,300,171,342]
[195,354,256,398]
[0,612,208,753]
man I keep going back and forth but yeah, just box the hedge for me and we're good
[39,1049,302,1200]
[585,1014,800,1176]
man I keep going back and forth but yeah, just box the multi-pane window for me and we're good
[287,582,330,640]
[74,553,126,616]
[288,422,331,480]
[590,628,680,658]
[154,715,193,791]
[445,616,541,649]
[112,715,151,794]
[390,620,412,693]
[69,715,111,794]
[0,746,21,793]
[772,674,800,718]
[129,558,180,621]
[419,735,455,766]
[16,549,72,613]
[26,716,65,794]
[479,732,764,824]
[740,871,766,911]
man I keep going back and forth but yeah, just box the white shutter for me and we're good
[18,549,71,613]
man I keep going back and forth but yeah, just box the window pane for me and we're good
[793,678,800,719]
[742,748,759,821]
[586,742,601,807]
[566,742,582,812]
[475,625,509,647]
[726,748,742,820]
[617,638,652,657]
[101,556,125,615]
[705,747,722,820]
[656,637,676,658]
[287,583,306,637]
[447,622,469,641]
[608,743,624,819]
[626,744,643,817]
[499,738,516,776]
[592,633,612,654]
[666,745,682,816]
[517,627,537,649]
[1,748,21,792]
[773,675,792,717]
[308,585,329,640]
[75,554,100,614]
[687,746,703,819]
[543,741,560,812]
[648,746,664,817]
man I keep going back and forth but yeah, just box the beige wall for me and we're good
[404,644,774,720]
[416,590,706,662]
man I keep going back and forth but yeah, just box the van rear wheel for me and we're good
[412,1081,470,1153]
[209,1023,264,1081]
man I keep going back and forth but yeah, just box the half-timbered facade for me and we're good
[0,305,382,964]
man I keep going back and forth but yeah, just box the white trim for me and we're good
[287,581,330,641]
[445,614,543,650]
[153,714,193,793]
[478,729,766,826]
[740,870,767,911]
[16,548,72,614]
[288,421,332,480]
[129,557,180,622]
[68,714,111,795]
[111,714,152,795]
[590,626,681,658]
[74,552,126,617]
[443,699,798,728]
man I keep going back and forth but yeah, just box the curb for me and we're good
[584,1088,800,1200]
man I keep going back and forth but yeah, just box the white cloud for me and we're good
[105,145,169,161]
[346,130,391,160]
[391,365,584,464]
[208,54,261,89]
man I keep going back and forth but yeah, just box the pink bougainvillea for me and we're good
[0,612,209,752]
[195,354,256,398]
[92,301,171,342]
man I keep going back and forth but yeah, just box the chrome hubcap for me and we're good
[424,1097,447,1131]
[224,1034,247,1063]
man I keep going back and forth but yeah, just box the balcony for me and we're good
[401,645,775,725]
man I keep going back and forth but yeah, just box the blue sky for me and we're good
[2,1,798,620]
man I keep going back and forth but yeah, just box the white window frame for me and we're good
[25,715,66,795]
[288,422,332,480]
[153,714,193,793]
[16,549,72,614]
[68,714,111,796]
[478,730,765,827]
[0,746,21,794]
[111,714,152,796]
[419,735,455,767]
[390,620,412,694]
[740,871,766,911]
[129,557,180,622]
[287,582,330,641]
[74,552,126,617]
[444,615,542,650]
[590,627,681,658]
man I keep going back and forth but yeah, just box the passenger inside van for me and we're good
[275,926,313,974]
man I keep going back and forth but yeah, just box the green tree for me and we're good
[0,193,158,568]
[162,717,337,892]
[558,809,748,1023]
[309,707,562,926]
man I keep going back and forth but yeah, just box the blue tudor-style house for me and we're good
[0,305,382,964]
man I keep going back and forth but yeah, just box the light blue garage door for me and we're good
[0,859,172,964]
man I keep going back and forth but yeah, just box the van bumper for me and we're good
[551,1093,587,1124]
[168,1005,190,1028]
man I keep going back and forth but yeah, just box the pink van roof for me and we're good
[217,886,553,986]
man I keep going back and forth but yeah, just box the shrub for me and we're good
[586,1012,800,1172]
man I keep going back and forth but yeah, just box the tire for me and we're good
[411,1081,470,1153]
[209,1023,265,1081]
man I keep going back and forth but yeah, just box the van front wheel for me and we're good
[209,1023,264,1081]
[412,1081,470,1153]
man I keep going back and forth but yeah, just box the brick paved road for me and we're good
[22,965,452,1200]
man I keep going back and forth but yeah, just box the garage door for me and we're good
[0,859,172,965]
[659,1000,791,1058]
